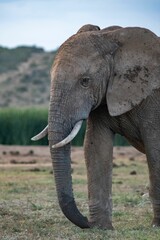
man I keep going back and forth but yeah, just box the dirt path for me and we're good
[0,145,146,169]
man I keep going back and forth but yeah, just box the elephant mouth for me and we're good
[31,120,83,148]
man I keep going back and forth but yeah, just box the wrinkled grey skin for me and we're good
[48,24,160,229]
[77,24,100,33]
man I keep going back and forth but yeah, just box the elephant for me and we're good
[32,24,160,229]
[77,24,100,33]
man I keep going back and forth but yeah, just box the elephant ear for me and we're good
[105,27,160,116]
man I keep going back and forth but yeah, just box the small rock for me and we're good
[130,170,137,175]
[113,163,119,168]
[10,151,20,156]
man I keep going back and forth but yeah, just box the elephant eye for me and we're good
[80,77,90,88]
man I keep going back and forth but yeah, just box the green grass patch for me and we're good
[0,154,160,239]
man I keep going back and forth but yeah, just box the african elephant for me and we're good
[32,24,160,229]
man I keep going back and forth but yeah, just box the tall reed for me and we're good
[0,108,129,146]
[0,108,48,145]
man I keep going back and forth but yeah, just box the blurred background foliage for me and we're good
[0,108,129,146]
[0,46,44,73]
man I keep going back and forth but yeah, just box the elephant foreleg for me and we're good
[84,110,114,229]
[139,120,160,226]
[143,140,160,227]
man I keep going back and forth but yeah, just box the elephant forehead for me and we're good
[57,33,98,58]
[51,53,104,81]
[52,49,102,78]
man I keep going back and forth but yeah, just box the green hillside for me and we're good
[0,46,56,107]
[0,46,44,73]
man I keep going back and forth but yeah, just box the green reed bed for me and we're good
[0,108,129,146]
[0,108,85,146]
[0,108,48,145]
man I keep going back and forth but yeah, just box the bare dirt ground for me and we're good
[0,145,146,169]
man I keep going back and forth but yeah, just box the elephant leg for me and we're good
[140,119,160,226]
[145,148,160,226]
[84,110,114,229]
[143,140,160,227]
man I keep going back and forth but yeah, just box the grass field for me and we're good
[0,146,160,240]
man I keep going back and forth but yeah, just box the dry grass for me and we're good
[0,146,160,239]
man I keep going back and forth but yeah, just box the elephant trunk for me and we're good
[48,114,90,228]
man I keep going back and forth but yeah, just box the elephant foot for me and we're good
[89,221,114,230]
[152,218,160,228]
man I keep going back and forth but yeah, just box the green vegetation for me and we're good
[0,108,129,146]
[0,46,44,73]
[0,108,48,145]
[114,134,130,146]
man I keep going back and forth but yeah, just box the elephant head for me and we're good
[32,25,160,228]
[77,24,100,33]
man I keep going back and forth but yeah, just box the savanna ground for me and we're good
[0,145,160,240]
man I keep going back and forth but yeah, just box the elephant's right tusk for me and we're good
[31,125,48,141]
[52,120,83,149]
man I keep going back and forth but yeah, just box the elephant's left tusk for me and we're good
[31,125,48,141]
[52,120,83,149]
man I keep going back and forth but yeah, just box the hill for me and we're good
[0,46,56,107]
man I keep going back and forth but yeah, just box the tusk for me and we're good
[31,125,48,141]
[52,120,83,149]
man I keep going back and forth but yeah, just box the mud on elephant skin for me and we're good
[32,24,160,229]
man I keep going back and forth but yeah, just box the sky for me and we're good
[0,0,160,51]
